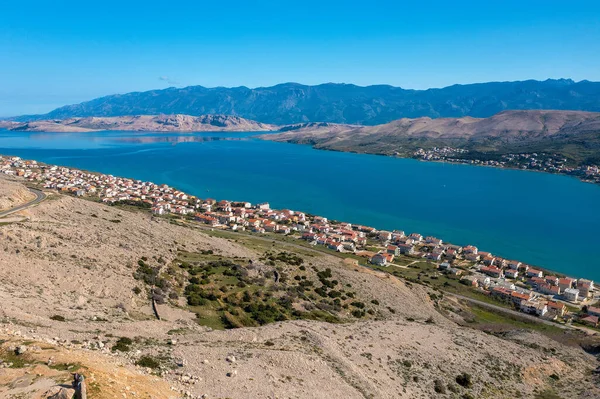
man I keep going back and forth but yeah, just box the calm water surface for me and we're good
[1,130,599,281]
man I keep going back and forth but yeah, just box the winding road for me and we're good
[0,187,46,218]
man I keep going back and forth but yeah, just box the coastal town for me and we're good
[413,147,600,184]
[1,154,599,330]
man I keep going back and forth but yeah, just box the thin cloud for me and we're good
[158,76,179,85]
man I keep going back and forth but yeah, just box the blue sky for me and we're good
[1,0,599,116]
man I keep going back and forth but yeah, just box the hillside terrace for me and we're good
[1,154,597,328]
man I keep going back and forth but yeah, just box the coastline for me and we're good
[1,152,595,287]
[256,136,600,186]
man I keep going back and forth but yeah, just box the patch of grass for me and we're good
[48,362,83,371]
[0,348,28,368]
[467,305,564,335]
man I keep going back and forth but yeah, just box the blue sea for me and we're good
[1,130,600,281]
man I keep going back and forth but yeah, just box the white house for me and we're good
[563,288,580,303]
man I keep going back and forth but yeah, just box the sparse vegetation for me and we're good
[112,337,133,352]
[455,372,473,388]
[136,355,160,369]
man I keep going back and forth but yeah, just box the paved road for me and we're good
[0,187,46,217]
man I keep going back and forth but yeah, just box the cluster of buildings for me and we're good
[457,253,598,325]
[412,149,600,184]
[1,155,598,327]
[413,147,469,161]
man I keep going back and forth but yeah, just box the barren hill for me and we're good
[263,110,600,163]
[1,114,276,133]
[0,177,35,211]
[1,175,599,398]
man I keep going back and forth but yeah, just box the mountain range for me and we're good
[13,79,600,125]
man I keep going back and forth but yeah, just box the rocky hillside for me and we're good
[0,177,34,211]
[263,110,600,163]
[1,175,599,398]
[2,114,276,133]
[14,79,600,125]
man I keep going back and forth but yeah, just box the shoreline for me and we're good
[4,127,599,185]
[258,137,600,186]
[1,152,596,288]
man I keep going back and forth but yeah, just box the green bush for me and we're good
[112,337,133,352]
[136,356,160,369]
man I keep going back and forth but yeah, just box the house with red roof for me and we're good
[370,252,394,266]
[463,245,478,254]
[538,283,561,296]
[526,269,543,278]
[580,315,599,327]
[481,266,503,278]
[511,291,531,305]
[387,245,400,256]
[545,276,559,286]
[491,287,513,300]
[558,277,576,291]
[586,306,600,318]
[546,301,567,317]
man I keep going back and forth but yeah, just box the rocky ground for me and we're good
[0,175,599,398]
[0,178,34,211]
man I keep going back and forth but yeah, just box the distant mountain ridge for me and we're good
[0,114,275,132]
[15,79,600,125]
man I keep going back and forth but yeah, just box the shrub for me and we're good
[133,286,142,295]
[434,379,447,394]
[50,315,66,322]
[371,299,380,305]
[112,337,133,352]
[136,356,160,369]
[456,372,473,388]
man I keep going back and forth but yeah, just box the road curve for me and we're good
[0,187,46,217]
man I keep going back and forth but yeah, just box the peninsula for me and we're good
[260,110,600,184]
